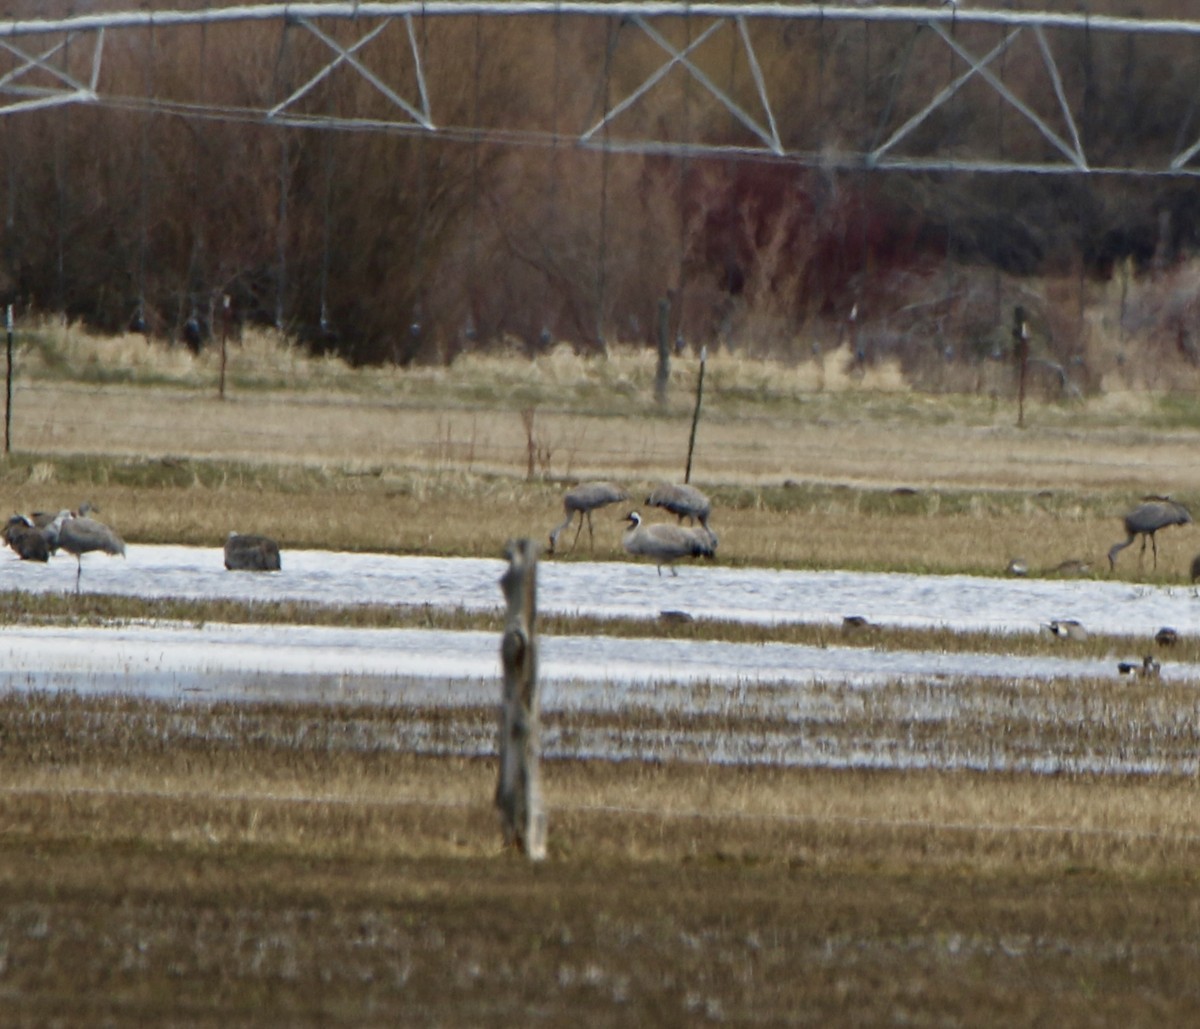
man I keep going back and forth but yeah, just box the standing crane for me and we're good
[621,511,717,576]
[645,482,712,529]
[548,481,630,554]
[51,509,126,593]
[1107,497,1192,571]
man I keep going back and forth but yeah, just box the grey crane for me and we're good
[30,500,96,529]
[548,481,630,554]
[3,514,53,562]
[52,509,126,592]
[621,510,717,576]
[645,482,712,529]
[1107,498,1192,570]
[224,532,282,571]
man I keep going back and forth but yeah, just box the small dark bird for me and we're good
[659,609,695,625]
[224,532,282,572]
[548,481,629,554]
[52,510,126,592]
[2,514,52,562]
[1155,627,1179,647]
[842,615,873,633]
[1108,499,1192,570]
[1050,559,1090,576]
[1118,655,1161,678]
[645,482,712,529]
[622,511,716,576]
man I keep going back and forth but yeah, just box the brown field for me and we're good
[4,328,1200,1024]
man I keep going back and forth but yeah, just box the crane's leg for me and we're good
[584,510,595,549]
[1151,533,1159,569]
[570,512,584,551]
[74,557,82,594]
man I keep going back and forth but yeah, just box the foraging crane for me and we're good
[645,482,712,529]
[3,514,53,562]
[548,481,630,554]
[51,509,126,592]
[224,532,282,571]
[1107,498,1192,571]
[621,510,717,576]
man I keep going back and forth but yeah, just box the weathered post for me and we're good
[495,538,546,860]
[218,294,230,400]
[654,296,670,406]
[1013,305,1030,428]
[4,304,12,454]
[684,345,707,484]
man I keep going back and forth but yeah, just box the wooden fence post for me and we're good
[654,295,670,406]
[1013,305,1030,428]
[495,538,546,860]
[684,345,706,484]
[4,304,12,455]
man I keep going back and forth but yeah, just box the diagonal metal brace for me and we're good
[583,14,782,154]
[930,20,1087,170]
[276,14,434,129]
[870,27,1021,166]
[0,30,101,114]
[634,14,782,154]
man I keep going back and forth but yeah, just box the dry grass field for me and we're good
[4,323,1200,1024]
[7,320,1200,578]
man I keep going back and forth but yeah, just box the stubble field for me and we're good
[3,324,1200,1024]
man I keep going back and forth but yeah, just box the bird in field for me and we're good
[1155,627,1179,647]
[50,509,126,593]
[30,500,97,529]
[1049,559,1090,577]
[224,532,282,572]
[1107,498,1192,571]
[644,482,712,529]
[1118,655,1161,679]
[2,514,54,562]
[621,510,717,576]
[1046,619,1087,641]
[548,481,629,554]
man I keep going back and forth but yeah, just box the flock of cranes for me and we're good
[547,480,718,575]
[2,501,282,590]
[548,481,1200,584]
[3,485,1197,592]
[3,504,126,592]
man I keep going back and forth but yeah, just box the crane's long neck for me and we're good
[1108,534,1135,569]
[548,508,577,551]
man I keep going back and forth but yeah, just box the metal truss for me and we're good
[3,3,1200,177]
